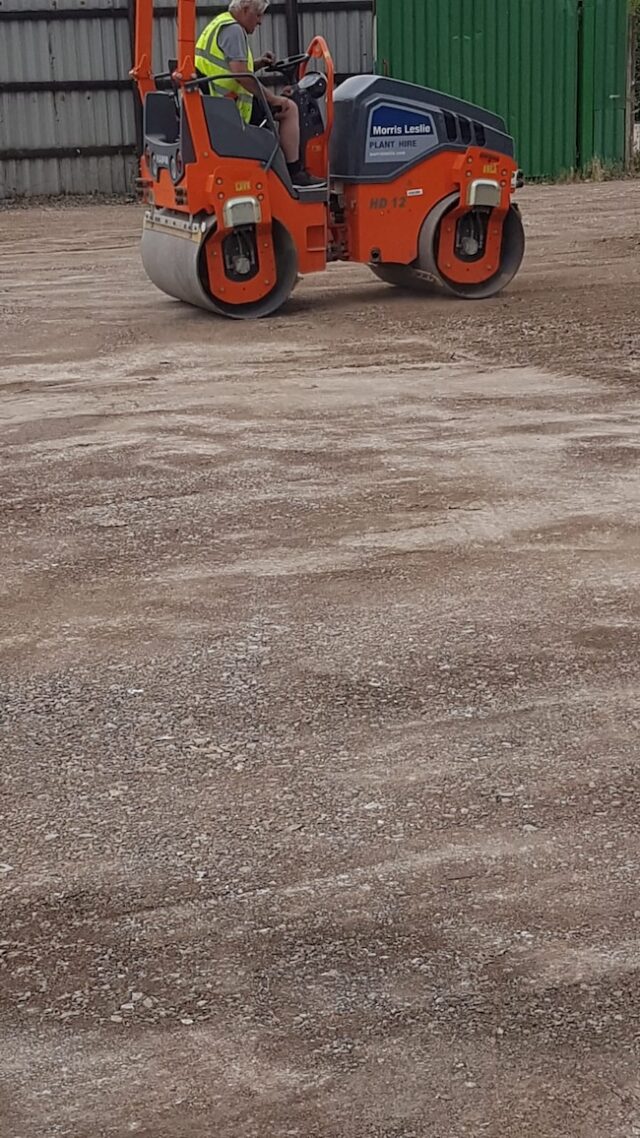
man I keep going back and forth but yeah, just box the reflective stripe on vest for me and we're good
[195,12,254,124]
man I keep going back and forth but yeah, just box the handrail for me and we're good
[300,35,335,137]
[129,0,154,99]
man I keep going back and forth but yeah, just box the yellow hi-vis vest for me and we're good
[195,12,255,124]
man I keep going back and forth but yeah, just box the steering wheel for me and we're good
[263,53,309,74]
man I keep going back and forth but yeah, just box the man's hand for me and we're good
[268,94,290,119]
[255,51,276,69]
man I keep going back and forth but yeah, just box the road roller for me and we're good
[131,1,525,319]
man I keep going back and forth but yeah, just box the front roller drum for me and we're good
[141,210,298,320]
[371,194,525,300]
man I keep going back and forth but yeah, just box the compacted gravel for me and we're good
[1,181,640,1137]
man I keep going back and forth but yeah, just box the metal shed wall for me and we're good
[1,0,137,197]
[153,3,373,83]
[579,0,630,166]
[375,0,631,179]
[0,0,373,199]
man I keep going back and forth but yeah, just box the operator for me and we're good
[195,0,325,188]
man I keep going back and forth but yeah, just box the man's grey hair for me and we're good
[229,0,270,13]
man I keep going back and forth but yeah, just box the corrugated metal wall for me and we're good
[154,5,373,77]
[579,0,629,166]
[375,0,631,179]
[0,0,136,197]
[0,0,373,199]
[300,2,373,74]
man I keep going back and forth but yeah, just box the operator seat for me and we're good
[198,97,327,202]
[142,88,327,203]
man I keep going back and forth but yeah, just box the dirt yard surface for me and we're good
[1,181,640,1138]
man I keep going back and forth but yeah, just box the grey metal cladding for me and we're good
[0,0,373,198]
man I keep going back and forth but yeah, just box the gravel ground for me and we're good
[1,181,640,1138]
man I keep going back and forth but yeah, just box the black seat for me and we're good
[145,92,328,202]
[144,91,179,145]
[201,97,291,183]
[200,97,327,203]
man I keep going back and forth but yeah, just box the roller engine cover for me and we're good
[330,75,515,183]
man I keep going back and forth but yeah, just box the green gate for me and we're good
[375,0,630,178]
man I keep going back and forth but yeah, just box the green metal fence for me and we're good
[375,0,631,178]
[579,0,629,165]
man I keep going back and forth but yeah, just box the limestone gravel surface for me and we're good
[1,182,640,1137]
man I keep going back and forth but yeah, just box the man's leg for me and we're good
[274,98,300,164]
[273,97,325,187]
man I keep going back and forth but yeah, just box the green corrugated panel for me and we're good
[376,0,609,178]
[579,0,628,167]
[375,0,579,177]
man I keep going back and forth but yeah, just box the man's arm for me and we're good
[227,59,286,109]
[216,26,284,109]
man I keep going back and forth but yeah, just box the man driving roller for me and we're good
[195,0,325,188]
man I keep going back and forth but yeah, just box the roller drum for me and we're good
[141,210,299,320]
[370,196,525,301]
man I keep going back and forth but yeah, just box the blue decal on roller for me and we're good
[366,103,438,164]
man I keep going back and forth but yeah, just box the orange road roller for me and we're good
[131,1,525,319]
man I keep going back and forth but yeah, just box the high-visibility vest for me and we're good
[195,12,254,124]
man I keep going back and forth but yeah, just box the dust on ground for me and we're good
[1,181,640,1138]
